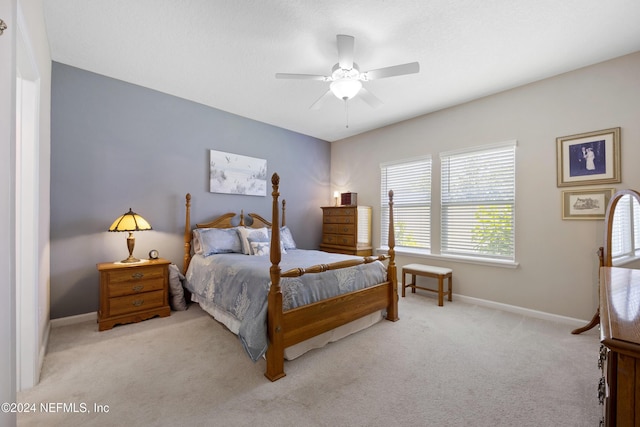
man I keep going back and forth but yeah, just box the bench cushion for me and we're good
[403,263,452,275]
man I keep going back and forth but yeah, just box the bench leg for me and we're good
[402,271,406,297]
[448,275,453,301]
[437,275,444,306]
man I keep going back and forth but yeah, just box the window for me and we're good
[380,156,431,250]
[440,141,516,261]
[612,194,640,262]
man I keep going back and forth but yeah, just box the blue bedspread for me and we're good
[185,249,387,361]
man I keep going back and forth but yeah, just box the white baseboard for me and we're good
[38,321,50,382]
[51,297,590,330]
[50,311,97,328]
[453,294,590,328]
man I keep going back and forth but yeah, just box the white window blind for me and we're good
[380,156,431,249]
[612,195,640,260]
[441,142,516,260]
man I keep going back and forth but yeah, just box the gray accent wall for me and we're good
[51,62,330,318]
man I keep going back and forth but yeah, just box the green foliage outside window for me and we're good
[395,221,419,247]
[472,205,513,256]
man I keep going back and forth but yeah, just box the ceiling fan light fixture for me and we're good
[330,78,362,100]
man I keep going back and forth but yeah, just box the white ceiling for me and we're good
[42,0,640,142]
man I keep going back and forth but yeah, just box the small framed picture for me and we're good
[562,188,614,220]
[556,127,621,187]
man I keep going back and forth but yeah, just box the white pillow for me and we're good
[237,227,269,255]
[250,241,270,256]
[250,241,287,256]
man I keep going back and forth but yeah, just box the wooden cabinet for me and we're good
[97,258,171,331]
[599,266,640,426]
[320,206,372,256]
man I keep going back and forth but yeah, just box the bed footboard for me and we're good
[265,174,397,381]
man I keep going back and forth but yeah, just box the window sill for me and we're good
[376,247,519,269]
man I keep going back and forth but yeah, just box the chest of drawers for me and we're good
[97,258,171,331]
[320,206,372,256]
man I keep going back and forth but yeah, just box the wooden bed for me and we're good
[183,172,398,381]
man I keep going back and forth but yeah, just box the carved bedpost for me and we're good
[282,199,286,227]
[386,189,399,321]
[265,173,286,381]
[183,193,192,274]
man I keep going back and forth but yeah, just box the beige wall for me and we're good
[331,51,640,321]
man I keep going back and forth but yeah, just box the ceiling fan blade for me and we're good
[336,34,355,70]
[275,73,327,81]
[358,87,383,109]
[309,90,334,110]
[361,62,420,80]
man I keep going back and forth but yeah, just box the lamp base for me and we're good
[120,232,139,263]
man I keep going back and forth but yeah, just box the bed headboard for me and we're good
[182,194,286,273]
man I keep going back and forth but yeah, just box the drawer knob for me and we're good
[132,299,144,307]
[131,272,144,279]
[132,285,144,292]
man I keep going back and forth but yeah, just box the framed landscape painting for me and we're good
[556,127,621,187]
[209,150,267,196]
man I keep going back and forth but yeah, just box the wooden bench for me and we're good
[401,264,453,306]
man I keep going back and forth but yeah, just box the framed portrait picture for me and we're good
[562,188,614,220]
[556,127,621,187]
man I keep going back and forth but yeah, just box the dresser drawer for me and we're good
[324,215,354,224]
[107,278,165,298]
[108,290,166,317]
[323,223,355,235]
[107,265,166,284]
[323,207,355,217]
[322,233,355,246]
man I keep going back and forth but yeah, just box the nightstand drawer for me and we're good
[107,278,165,297]
[323,223,355,235]
[108,290,165,316]
[107,265,165,284]
[322,233,355,246]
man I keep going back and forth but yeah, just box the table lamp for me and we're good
[108,208,152,263]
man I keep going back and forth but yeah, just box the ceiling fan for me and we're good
[276,34,420,111]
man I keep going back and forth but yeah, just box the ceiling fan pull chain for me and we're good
[344,99,349,128]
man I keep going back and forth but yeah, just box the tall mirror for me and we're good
[572,189,640,334]
[605,190,640,268]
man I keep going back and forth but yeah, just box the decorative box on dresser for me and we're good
[599,266,640,426]
[320,206,372,256]
[97,258,171,331]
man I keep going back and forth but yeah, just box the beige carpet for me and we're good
[18,295,601,426]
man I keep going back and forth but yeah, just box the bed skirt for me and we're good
[190,293,384,360]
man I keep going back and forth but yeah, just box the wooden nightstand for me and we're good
[97,258,171,331]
